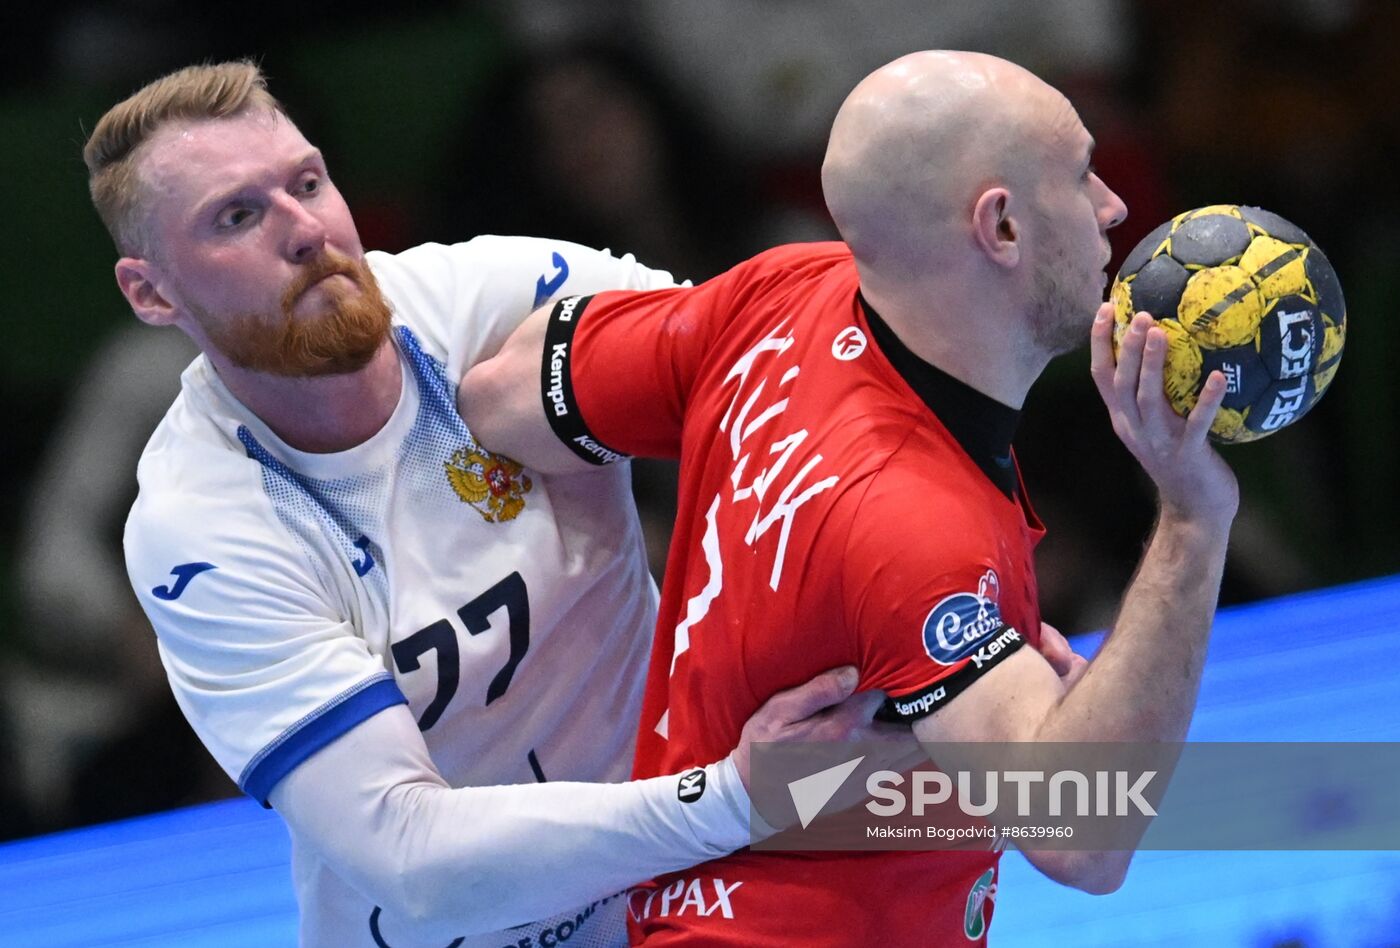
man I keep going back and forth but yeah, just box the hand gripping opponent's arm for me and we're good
[129,458,880,943]
[268,666,878,943]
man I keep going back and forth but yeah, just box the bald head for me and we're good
[822,51,1071,277]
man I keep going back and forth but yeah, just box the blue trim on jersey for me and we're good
[230,328,480,808]
[240,674,407,806]
[393,324,461,422]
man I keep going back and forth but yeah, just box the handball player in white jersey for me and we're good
[86,61,876,947]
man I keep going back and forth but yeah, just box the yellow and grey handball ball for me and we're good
[1109,204,1346,443]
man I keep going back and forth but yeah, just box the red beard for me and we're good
[201,249,393,377]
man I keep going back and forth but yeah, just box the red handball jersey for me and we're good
[541,243,1045,946]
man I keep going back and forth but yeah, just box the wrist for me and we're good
[714,755,780,842]
[679,757,776,854]
[1152,503,1234,558]
[1157,494,1238,533]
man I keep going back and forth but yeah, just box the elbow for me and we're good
[371,879,433,932]
[459,362,502,441]
[367,846,501,941]
[361,788,499,939]
[382,860,488,933]
[370,842,455,933]
[460,360,542,466]
[1073,856,1130,895]
[460,359,531,461]
[1025,849,1131,895]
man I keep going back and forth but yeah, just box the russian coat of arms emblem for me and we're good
[444,446,533,523]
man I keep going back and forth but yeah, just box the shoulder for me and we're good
[370,237,680,370]
[742,241,852,273]
[127,392,305,591]
[589,241,851,325]
[125,446,339,661]
[134,366,265,506]
[368,235,679,304]
[127,436,290,578]
[667,242,856,327]
[367,237,555,368]
[712,241,853,293]
[367,236,562,295]
[834,442,1023,659]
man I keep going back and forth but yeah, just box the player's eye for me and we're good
[215,206,254,229]
[298,175,320,196]
[1083,164,1097,181]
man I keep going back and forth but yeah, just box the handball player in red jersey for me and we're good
[464,51,1239,946]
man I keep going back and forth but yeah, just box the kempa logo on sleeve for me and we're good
[890,686,947,719]
[546,341,571,417]
[880,626,1023,723]
[965,627,1021,671]
[678,768,707,803]
[542,295,588,422]
[555,295,582,322]
[573,434,627,464]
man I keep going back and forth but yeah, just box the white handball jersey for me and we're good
[125,237,676,947]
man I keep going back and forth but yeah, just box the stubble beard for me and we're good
[198,249,393,377]
[1029,232,1102,357]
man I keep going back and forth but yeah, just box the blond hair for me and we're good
[84,60,284,255]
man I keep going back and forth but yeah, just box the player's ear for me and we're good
[971,188,1020,269]
[115,257,180,326]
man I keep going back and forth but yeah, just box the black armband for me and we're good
[540,295,629,465]
[876,625,1026,723]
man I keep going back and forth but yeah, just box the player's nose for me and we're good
[1096,174,1128,231]
[277,193,328,263]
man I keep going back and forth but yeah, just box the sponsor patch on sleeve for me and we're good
[876,625,1026,723]
[540,294,630,465]
[921,570,1006,665]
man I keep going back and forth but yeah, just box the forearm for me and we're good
[377,765,748,934]
[1036,507,1231,744]
[1011,513,1227,892]
[272,708,758,942]
[953,307,1239,889]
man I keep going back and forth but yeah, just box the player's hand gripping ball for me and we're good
[1109,205,1345,443]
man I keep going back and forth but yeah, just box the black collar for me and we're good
[859,292,1022,500]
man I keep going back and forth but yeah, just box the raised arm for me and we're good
[908,304,1237,891]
